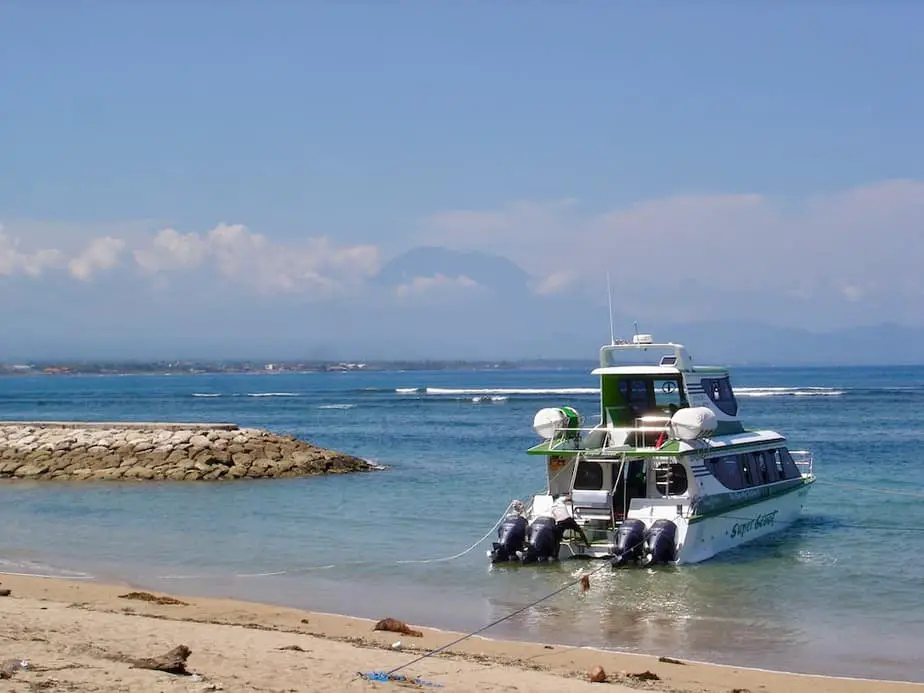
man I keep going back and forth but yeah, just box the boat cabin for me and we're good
[528,336,753,530]
[593,336,744,442]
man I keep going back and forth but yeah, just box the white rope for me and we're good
[396,500,516,564]
[7,477,560,583]
[156,499,524,579]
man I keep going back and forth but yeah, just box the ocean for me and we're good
[1,365,924,682]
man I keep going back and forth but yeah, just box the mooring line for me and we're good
[383,559,612,677]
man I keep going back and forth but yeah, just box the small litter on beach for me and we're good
[0,581,11,597]
[277,644,308,652]
[626,670,661,681]
[359,671,443,687]
[373,617,423,637]
[0,658,29,680]
[588,665,607,683]
[658,656,686,665]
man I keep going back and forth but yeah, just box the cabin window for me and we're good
[739,455,754,486]
[701,376,738,416]
[754,451,775,483]
[779,448,802,479]
[658,463,688,496]
[619,379,651,415]
[771,449,787,479]
[653,378,684,410]
[574,461,604,490]
[706,454,744,490]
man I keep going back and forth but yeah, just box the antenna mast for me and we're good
[606,272,616,345]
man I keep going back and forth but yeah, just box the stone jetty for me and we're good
[0,421,377,481]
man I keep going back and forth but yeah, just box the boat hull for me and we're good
[675,479,814,564]
[556,478,814,565]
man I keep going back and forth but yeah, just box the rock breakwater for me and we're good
[0,422,376,481]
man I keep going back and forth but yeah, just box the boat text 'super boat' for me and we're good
[489,335,815,568]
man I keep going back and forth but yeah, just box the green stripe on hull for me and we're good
[688,477,814,524]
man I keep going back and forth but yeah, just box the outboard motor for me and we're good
[490,514,528,564]
[611,518,646,568]
[522,516,560,564]
[640,519,678,567]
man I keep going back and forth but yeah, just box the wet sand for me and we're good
[0,573,920,693]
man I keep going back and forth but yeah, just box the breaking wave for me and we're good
[246,392,299,398]
[421,387,598,396]
[317,404,356,410]
[734,387,845,398]
[192,392,301,398]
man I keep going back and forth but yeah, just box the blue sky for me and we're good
[2,3,923,359]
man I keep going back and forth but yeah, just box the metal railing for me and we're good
[789,450,814,476]
[545,421,672,452]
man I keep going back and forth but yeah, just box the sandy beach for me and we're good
[0,574,919,693]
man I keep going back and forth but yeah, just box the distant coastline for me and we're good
[0,359,599,376]
[1,358,921,376]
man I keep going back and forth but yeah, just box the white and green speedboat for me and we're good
[489,335,816,567]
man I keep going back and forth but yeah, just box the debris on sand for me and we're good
[129,645,192,675]
[373,617,423,638]
[0,659,28,679]
[118,591,188,606]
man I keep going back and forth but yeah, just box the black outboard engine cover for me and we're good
[641,519,678,567]
[611,518,646,568]
[522,516,559,564]
[490,514,528,564]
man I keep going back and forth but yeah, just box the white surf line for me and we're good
[0,570,95,580]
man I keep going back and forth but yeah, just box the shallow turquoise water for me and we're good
[1,366,923,681]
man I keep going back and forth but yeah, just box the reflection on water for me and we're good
[483,550,809,658]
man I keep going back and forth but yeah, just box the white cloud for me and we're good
[0,220,381,297]
[68,236,126,281]
[133,228,208,273]
[130,223,381,296]
[533,270,578,296]
[0,227,65,277]
[420,179,924,325]
[395,274,482,298]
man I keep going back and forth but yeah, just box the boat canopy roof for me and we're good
[598,336,694,371]
[591,365,682,376]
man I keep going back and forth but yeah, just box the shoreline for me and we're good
[0,572,920,692]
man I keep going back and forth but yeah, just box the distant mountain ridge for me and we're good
[375,245,532,296]
[368,246,924,365]
[1,245,922,364]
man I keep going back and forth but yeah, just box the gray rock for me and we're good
[0,422,375,482]
[188,434,210,448]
